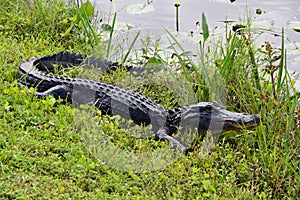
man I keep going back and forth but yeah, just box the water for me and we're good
[92,0,300,71]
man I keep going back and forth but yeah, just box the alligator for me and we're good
[17,51,260,154]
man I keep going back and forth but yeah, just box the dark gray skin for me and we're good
[17,52,260,154]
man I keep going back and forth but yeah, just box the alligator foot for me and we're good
[156,128,188,154]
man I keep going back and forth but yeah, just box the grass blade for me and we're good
[106,12,117,59]
[202,12,209,42]
[121,30,140,64]
[276,27,285,95]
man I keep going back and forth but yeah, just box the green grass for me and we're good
[0,0,299,199]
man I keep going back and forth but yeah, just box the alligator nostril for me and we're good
[254,114,261,122]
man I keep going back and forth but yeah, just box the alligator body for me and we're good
[17,52,260,153]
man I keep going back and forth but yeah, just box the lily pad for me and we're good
[114,21,134,32]
[99,21,134,41]
[286,42,300,72]
[219,19,237,23]
[127,4,155,15]
[251,19,274,30]
[287,21,300,33]
[293,56,300,67]
[292,56,300,72]
[285,42,300,56]
[100,23,112,32]
[209,0,231,3]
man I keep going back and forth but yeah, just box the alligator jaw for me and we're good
[218,113,260,132]
[178,101,260,134]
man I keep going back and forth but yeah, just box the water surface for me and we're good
[94,0,300,71]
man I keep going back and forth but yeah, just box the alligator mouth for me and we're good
[223,115,260,131]
[219,113,260,132]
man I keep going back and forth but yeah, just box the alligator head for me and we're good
[176,101,260,134]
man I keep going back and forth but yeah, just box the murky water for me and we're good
[92,0,300,71]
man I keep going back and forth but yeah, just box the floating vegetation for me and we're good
[256,8,263,15]
[174,2,181,32]
[288,20,300,33]
[126,3,155,15]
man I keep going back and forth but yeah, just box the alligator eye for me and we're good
[205,105,212,110]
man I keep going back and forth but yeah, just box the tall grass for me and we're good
[210,22,300,197]
[106,12,117,59]
[75,0,99,47]
[166,12,299,197]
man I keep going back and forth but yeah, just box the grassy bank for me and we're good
[0,0,299,199]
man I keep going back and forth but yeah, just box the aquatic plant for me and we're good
[174,2,180,32]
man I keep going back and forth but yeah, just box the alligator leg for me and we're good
[156,128,188,154]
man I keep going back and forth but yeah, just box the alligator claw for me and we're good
[156,128,189,155]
